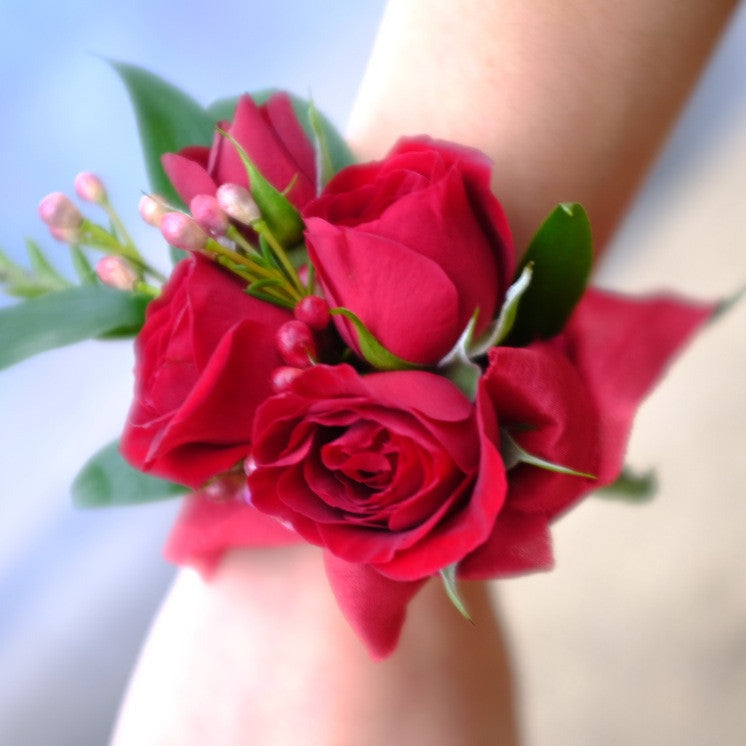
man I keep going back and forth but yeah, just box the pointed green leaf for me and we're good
[0,286,149,369]
[1,246,60,298]
[70,245,98,285]
[597,466,657,502]
[330,307,418,371]
[440,564,472,622]
[220,130,304,247]
[112,61,215,207]
[712,286,744,322]
[72,439,187,507]
[500,429,596,479]
[307,99,335,190]
[507,203,593,344]
[26,239,69,287]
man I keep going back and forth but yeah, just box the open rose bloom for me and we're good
[120,92,715,658]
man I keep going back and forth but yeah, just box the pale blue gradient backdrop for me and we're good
[1,3,745,745]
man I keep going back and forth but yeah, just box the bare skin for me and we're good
[110,2,738,744]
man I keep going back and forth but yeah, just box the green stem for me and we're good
[253,220,306,297]
[102,200,138,254]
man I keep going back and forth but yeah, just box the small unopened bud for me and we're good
[190,194,229,237]
[216,183,261,225]
[160,212,210,252]
[96,255,138,291]
[276,320,317,368]
[295,295,330,330]
[48,226,80,244]
[138,194,169,228]
[38,192,83,232]
[74,172,107,204]
[270,365,304,392]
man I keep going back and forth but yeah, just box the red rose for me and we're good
[303,138,515,365]
[246,363,506,656]
[458,288,714,579]
[249,364,506,578]
[121,255,291,488]
[162,93,317,210]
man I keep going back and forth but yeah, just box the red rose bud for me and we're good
[160,212,209,252]
[276,320,317,368]
[294,295,330,330]
[190,194,229,237]
[216,183,261,226]
[96,255,138,291]
[74,172,107,204]
[270,365,304,392]
[38,192,83,232]
[120,255,292,488]
[304,138,515,365]
[162,93,316,212]
[138,194,169,228]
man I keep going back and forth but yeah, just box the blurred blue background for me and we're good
[1,3,745,745]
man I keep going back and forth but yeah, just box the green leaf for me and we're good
[111,61,215,208]
[207,91,355,178]
[0,286,149,369]
[440,564,472,622]
[307,99,336,190]
[220,130,304,247]
[72,439,187,507]
[69,245,98,285]
[500,429,596,479]
[507,203,593,345]
[597,467,657,502]
[26,239,68,286]
[330,307,419,371]
[0,244,71,298]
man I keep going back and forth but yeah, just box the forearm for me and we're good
[111,547,518,746]
[348,0,738,252]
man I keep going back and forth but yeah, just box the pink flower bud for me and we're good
[138,194,169,228]
[96,255,138,291]
[270,365,304,392]
[276,320,317,368]
[74,172,107,204]
[190,194,229,237]
[294,295,330,330]
[160,212,209,252]
[38,192,83,231]
[48,226,81,244]
[216,183,260,225]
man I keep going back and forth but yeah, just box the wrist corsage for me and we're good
[0,64,725,658]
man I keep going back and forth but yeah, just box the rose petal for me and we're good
[459,509,554,578]
[305,220,461,365]
[479,344,600,517]
[562,288,714,484]
[162,152,217,204]
[165,490,300,576]
[323,552,426,660]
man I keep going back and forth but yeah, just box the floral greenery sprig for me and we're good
[0,62,722,658]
